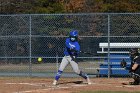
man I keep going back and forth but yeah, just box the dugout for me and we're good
[97,43,140,77]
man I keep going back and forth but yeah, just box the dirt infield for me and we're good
[0,77,140,93]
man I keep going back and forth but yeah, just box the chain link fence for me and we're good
[0,13,140,77]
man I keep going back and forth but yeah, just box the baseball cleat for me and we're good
[53,80,58,85]
[87,78,91,85]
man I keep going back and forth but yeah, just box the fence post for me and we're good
[56,51,59,72]
[29,15,32,77]
[108,14,111,78]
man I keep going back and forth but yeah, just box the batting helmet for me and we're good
[69,30,78,42]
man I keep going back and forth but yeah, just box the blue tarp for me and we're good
[99,54,131,75]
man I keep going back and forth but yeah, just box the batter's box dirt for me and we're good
[0,77,140,93]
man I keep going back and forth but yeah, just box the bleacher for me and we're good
[98,43,140,76]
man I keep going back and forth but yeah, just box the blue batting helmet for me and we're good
[69,30,78,42]
[70,30,78,37]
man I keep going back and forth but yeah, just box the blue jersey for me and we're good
[64,38,80,56]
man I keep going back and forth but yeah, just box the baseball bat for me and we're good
[80,51,94,55]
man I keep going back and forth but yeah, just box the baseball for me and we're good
[38,57,42,62]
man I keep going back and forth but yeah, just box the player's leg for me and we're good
[68,56,91,84]
[53,56,69,85]
[130,68,140,85]
[130,73,140,85]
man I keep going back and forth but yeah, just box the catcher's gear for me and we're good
[119,57,138,73]
[129,48,140,73]
[130,72,140,85]
[129,81,140,85]
[130,48,139,59]
[120,59,127,68]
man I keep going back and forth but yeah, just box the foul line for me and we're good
[5,83,46,87]
[13,86,70,93]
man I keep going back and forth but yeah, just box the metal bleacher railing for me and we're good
[97,43,140,53]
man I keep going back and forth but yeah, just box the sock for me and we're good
[55,70,63,81]
[79,71,88,79]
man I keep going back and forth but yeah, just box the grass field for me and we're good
[77,91,140,93]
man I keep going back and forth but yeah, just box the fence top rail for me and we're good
[1,13,140,16]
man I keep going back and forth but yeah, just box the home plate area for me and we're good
[1,77,140,93]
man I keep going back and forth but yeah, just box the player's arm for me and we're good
[132,58,140,70]
[132,64,139,70]
[65,40,75,61]
[65,39,70,49]
[65,39,79,55]
[70,45,80,62]
[74,43,80,55]
[65,40,73,54]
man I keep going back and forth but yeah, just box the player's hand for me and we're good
[70,47,75,51]
[70,48,78,53]
[70,55,76,62]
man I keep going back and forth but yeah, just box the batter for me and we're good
[53,30,91,85]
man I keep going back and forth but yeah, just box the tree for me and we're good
[32,0,65,13]
[0,0,65,14]
[61,0,140,13]
[108,0,139,12]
